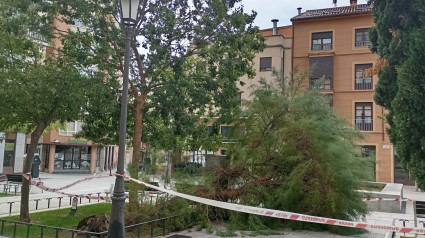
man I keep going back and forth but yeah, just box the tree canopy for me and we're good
[370,0,425,188]
[195,71,369,234]
[52,0,265,212]
[0,0,116,221]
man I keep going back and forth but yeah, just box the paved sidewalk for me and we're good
[0,171,116,217]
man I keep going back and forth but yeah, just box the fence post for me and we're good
[137,224,141,238]
[151,222,154,237]
[58,197,63,209]
[69,196,72,205]
[26,224,31,238]
[46,198,52,208]
[88,194,92,203]
[41,226,44,238]
[1,220,4,235]
[55,228,59,238]
[8,202,14,215]
[162,219,166,236]
[13,222,17,237]
[35,199,40,210]
[97,193,101,203]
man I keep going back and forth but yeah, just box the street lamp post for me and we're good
[108,0,140,237]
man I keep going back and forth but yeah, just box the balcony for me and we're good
[355,40,370,47]
[27,30,48,44]
[355,77,373,90]
[310,77,333,90]
[312,43,332,51]
[355,119,373,131]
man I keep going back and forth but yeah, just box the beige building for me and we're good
[291,0,412,184]
[238,21,293,101]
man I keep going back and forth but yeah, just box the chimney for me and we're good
[297,7,302,15]
[350,0,357,7]
[271,19,279,35]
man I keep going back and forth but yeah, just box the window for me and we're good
[54,145,91,170]
[221,126,232,137]
[312,31,332,51]
[361,145,376,158]
[355,102,373,131]
[326,94,333,107]
[259,57,272,71]
[59,121,84,136]
[355,64,373,90]
[355,28,370,47]
[309,56,333,90]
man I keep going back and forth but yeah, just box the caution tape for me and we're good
[23,174,113,192]
[119,174,424,234]
[20,173,423,233]
[362,198,414,202]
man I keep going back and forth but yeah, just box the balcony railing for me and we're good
[355,119,373,131]
[310,78,333,90]
[355,77,373,90]
[27,30,47,43]
[312,43,332,51]
[355,40,370,47]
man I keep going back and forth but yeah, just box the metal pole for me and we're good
[107,26,132,238]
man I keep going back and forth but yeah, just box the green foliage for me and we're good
[198,72,369,234]
[370,0,425,188]
[52,0,265,151]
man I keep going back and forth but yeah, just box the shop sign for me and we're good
[66,138,88,145]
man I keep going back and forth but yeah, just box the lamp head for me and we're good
[118,0,141,26]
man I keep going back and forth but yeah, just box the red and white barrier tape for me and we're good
[119,174,423,234]
[362,198,414,202]
[23,174,113,192]
[22,174,422,233]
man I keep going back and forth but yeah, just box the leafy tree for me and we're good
[0,0,115,222]
[52,0,265,212]
[370,0,425,188]
[197,71,369,234]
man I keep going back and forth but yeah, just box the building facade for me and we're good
[291,0,412,184]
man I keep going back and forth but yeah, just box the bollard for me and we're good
[34,199,40,210]
[88,193,92,203]
[79,195,82,204]
[399,219,409,236]
[69,196,73,205]
[97,193,101,203]
[14,185,18,195]
[8,202,14,216]
[58,197,63,209]
[47,198,52,208]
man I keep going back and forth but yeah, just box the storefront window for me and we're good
[54,145,91,170]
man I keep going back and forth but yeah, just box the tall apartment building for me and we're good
[291,0,412,184]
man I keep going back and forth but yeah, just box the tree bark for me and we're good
[20,121,48,222]
[129,95,144,212]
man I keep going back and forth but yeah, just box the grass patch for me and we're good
[0,193,16,197]
[0,203,111,237]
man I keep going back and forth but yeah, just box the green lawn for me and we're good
[0,193,16,197]
[0,203,190,238]
[0,203,112,237]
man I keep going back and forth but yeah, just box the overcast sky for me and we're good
[240,0,369,29]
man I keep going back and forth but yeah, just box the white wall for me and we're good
[0,132,4,173]
[13,132,26,173]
